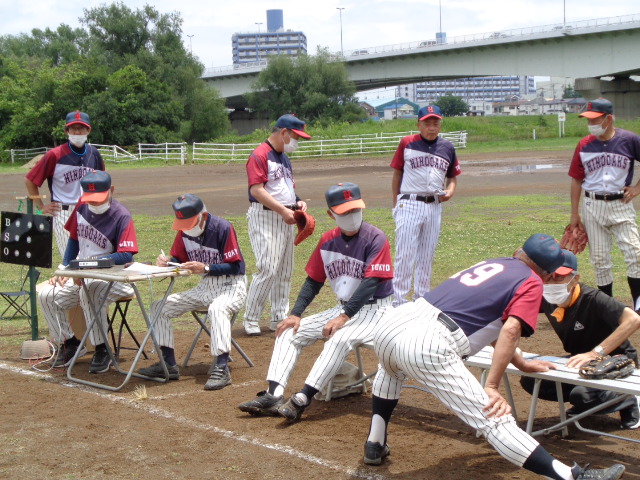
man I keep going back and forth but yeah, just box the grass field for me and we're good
[0,193,632,348]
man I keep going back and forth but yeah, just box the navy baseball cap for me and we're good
[275,114,311,139]
[65,110,91,128]
[80,170,111,202]
[172,193,204,231]
[326,182,366,215]
[418,105,442,120]
[579,98,614,119]
[522,234,564,274]
[555,249,578,276]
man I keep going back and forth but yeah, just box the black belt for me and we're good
[340,298,380,305]
[585,191,624,201]
[262,204,298,211]
[400,194,436,203]
[61,204,73,211]
[436,312,459,332]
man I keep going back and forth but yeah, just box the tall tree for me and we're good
[435,95,469,117]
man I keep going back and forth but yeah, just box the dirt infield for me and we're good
[2,151,640,480]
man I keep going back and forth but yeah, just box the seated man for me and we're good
[137,194,246,390]
[38,171,138,373]
[520,249,640,429]
[238,182,393,421]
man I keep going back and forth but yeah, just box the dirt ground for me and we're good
[1,151,639,480]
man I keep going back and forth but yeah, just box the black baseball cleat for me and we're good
[204,365,231,391]
[277,395,307,423]
[137,361,180,380]
[571,463,625,480]
[620,396,640,430]
[363,441,390,466]
[238,391,284,416]
[88,347,112,374]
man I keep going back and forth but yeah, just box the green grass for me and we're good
[0,193,633,352]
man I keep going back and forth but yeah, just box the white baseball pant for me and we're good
[150,275,246,356]
[372,298,540,468]
[582,196,640,285]
[52,205,74,259]
[267,297,392,391]
[244,203,295,326]
[38,278,134,346]
[392,196,442,306]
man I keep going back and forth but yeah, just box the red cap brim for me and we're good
[419,114,442,121]
[66,121,91,128]
[579,111,606,119]
[291,128,311,139]
[81,191,109,203]
[172,215,199,231]
[555,266,575,275]
[331,199,366,215]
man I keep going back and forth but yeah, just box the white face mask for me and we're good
[88,202,110,215]
[588,118,608,137]
[183,215,205,237]
[284,138,299,153]
[334,209,363,232]
[543,282,572,305]
[68,134,88,148]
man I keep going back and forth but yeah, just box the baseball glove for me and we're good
[559,224,588,254]
[579,354,636,380]
[293,210,316,246]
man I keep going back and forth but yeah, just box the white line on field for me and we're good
[0,362,388,480]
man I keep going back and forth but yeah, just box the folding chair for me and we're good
[1,267,39,321]
[182,310,254,368]
[107,295,148,361]
[323,341,377,401]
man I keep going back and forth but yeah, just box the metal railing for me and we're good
[93,144,138,163]
[138,143,187,164]
[6,147,50,164]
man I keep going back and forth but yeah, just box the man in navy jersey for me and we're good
[364,234,626,479]
[390,105,461,306]
[38,171,138,373]
[238,182,393,422]
[137,194,247,390]
[568,98,640,307]
[243,114,311,336]
[25,111,105,257]
[521,249,640,430]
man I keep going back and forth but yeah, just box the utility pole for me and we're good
[187,34,194,55]
[337,7,345,56]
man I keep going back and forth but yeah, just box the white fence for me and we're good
[138,143,187,164]
[6,147,50,164]
[93,144,138,163]
[191,131,467,163]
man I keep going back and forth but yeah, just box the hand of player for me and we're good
[322,314,349,338]
[275,315,301,337]
[483,386,512,418]
[519,359,556,373]
[156,254,170,267]
[41,202,61,216]
[437,189,453,203]
[566,351,599,369]
[623,185,640,204]
[296,200,308,212]
[281,208,296,225]
[569,213,584,231]
[181,261,205,274]
[49,276,68,287]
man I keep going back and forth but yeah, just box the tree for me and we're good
[434,95,469,117]
[562,85,581,99]
[245,47,366,125]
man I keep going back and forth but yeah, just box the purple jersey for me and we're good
[170,214,245,275]
[306,222,393,302]
[66,199,138,258]
[423,257,542,355]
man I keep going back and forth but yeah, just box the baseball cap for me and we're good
[418,105,442,121]
[325,182,366,214]
[275,114,311,139]
[80,170,111,202]
[579,98,614,119]
[65,110,91,128]
[522,233,564,274]
[172,193,204,231]
[555,249,578,276]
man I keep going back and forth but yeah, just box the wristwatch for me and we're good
[340,308,347,317]
[204,265,210,274]
[593,345,605,356]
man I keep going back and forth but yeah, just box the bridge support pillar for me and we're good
[228,109,271,136]
[575,77,640,120]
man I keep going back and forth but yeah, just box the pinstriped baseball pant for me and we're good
[372,298,539,468]
[267,297,393,391]
[582,196,640,285]
[52,206,74,259]
[392,196,443,306]
[38,279,134,345]
[244,203,295,324]
[150,275,246,356]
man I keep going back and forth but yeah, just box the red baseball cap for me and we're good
[80,171,111,203]
[275,114,311,139]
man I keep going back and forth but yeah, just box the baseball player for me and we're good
[569,98,640,308]
[243,114,311,335]
[25,111,105,257]
[520,249,640,429]
[38,171,138,373]
[238,182,393,421]
[137,194,246,390]
[391,105,461,306]
[363,234,626,480]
